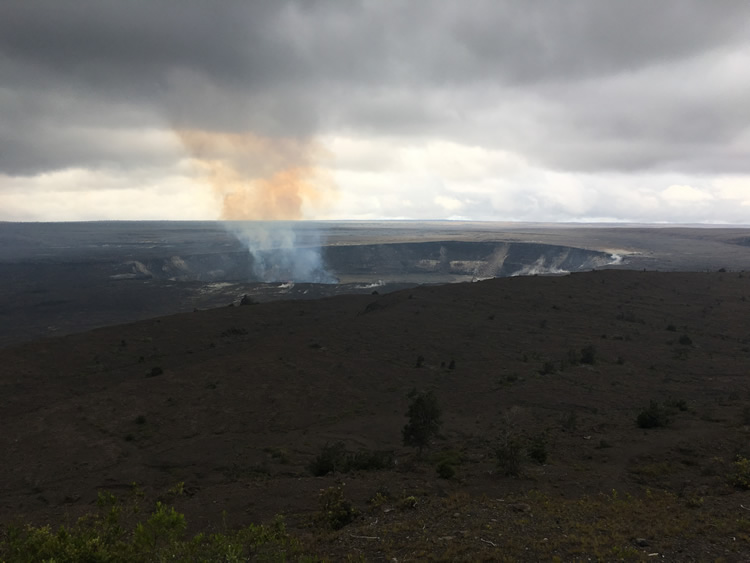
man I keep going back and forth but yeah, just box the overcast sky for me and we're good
[1,0,749,223]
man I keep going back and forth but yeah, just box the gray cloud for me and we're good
[1,0,750,210]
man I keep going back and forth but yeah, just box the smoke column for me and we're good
[229,221,337,283]
[178,130,337,283]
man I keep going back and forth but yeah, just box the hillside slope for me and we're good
[2,270,750,559]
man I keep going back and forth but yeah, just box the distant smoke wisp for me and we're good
[177,130,337,282]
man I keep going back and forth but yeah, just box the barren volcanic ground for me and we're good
[3,269,750,560]
[3,221,750,349]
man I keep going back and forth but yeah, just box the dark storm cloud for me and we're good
[1,0,750,175]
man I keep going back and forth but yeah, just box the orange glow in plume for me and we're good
[178,130,335,220]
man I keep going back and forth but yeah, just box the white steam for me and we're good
[227,222,337,283]
[354,280,385,289]
[510,258,570,277]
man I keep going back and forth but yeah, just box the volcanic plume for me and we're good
[177,130,336,220]
[177,130,337,283]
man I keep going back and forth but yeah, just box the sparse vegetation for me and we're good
[561,410,578,431]
[527,433,548,464]
[8,486,750,561]
[308,442,394,476]
[636,401,670,428]
[398,495,418,510]
[0,492,301,562]
[732,456,750,490]
[664,398,688,412]
[307,442,347,476]
[567,348,580,365]
[580,345,597,365]
[436,460,456,479]
[263,446,291,464]
[402,389,442,455]
[345,449,395,472]
[495,435,524,476]
[7,269,750,560]
[317,486,356,530]
[220,326,248,337]
[433,449,462,480]
[539,360,556,375]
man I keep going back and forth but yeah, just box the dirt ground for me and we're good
[3,270,750,560]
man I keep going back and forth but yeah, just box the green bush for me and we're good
[307,442,347,476]
[345,449,394,471]
[733,456,750,489]
[678,334,693,346]
[496,436,524,477]
[567,348,580,366]
[307,443,394,476]
[0,494,300,561]
[580,345,597,365]
[527,433,548,464]
[664,398,688,412]
[540,361,556,375]
[317,486,356,530]
[436,461,456,479]
[637,401,670,428]
[561,410,578,431]
[402,389,442,454]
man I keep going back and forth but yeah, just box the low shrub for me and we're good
[732,456,750,490]
[0,493,300,561]
[664,398,688,412]
[637,401,670,428]
[220,326,248,337]
[678,334,693,346]
[345,449,394,472]
[398,495,418,510]
[436,461,456,479]
[307,442,394,476]
[307,442,347,476]
[580,345,597,365]
[540,361,556,375]
[402,389,442,455]
[527,433,548,464]
[561,410,578,431]
[496,436,524,477]
[317,486,356,530]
